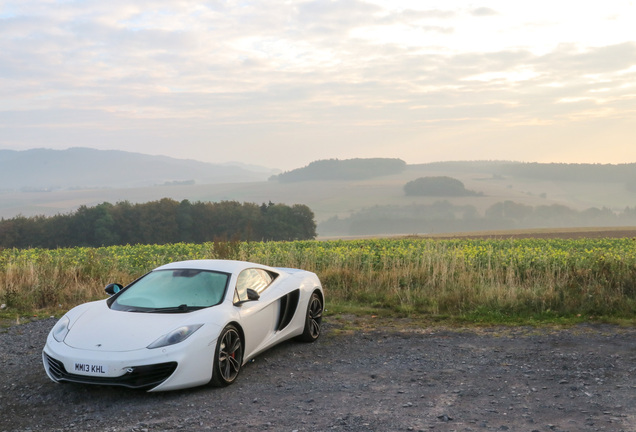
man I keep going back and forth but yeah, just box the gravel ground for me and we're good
[1,317,635,432]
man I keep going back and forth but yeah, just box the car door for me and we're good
[234,268,281,358]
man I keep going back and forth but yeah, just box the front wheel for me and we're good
[298,291,323,342]
[211,325,243,386]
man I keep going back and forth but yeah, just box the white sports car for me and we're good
[42,259,324,392]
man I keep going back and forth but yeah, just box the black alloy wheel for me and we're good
[211,325,243,386]
[298,291,323,342]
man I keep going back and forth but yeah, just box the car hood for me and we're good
[64,301,202,352]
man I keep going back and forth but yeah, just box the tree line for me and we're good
[319,200,636,236]
[0,199,317,249]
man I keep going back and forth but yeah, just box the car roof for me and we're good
[154,259,280,275]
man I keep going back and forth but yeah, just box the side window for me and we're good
[233,268,277,303]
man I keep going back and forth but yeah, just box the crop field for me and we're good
[2,234,636,323]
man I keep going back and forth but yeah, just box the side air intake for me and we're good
[276,289,300,331]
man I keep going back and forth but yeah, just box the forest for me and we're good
[0,199,317,248]
[403,176,482,196]
[270,157,407,182]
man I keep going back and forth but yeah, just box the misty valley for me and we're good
[2,150,636,240]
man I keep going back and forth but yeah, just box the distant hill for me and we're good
[411,161,636,183]
[270,158,406,182]
[0,148,277,191]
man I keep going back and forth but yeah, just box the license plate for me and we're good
[73,361,108,375]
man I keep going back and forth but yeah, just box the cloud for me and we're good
[470,7,498,17]
[539,42,636,74]
[1,0,635,168]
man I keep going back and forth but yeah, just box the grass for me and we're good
[1,236,636,327]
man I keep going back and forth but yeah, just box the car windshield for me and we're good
[110,269,230,312]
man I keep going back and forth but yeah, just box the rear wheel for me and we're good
[211,325,243,386]
[298,291,323,342]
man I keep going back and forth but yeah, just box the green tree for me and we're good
[404,176,480,196]
[177,199,194,242]
[94,203,119,246]
[486,200,533,220]
[136,198,180,244]
[258,203,316,240]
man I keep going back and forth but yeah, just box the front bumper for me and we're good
[43,352,177,390]
[42,333,217,392]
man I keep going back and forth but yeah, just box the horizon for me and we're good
[2,1,635,170]
[4,146,636,171]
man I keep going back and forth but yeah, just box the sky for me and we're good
[1,0,635,170]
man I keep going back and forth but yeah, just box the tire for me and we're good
[298,291,323,342]
[211,325,243,387]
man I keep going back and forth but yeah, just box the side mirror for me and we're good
[235,288,260,306]
[105,283,123,296]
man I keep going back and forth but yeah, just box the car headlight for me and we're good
[147,324,203,349]
[51,316,70,342]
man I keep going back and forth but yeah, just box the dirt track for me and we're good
[1,317,636,432]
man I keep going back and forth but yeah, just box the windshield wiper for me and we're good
[147,304,199,313]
